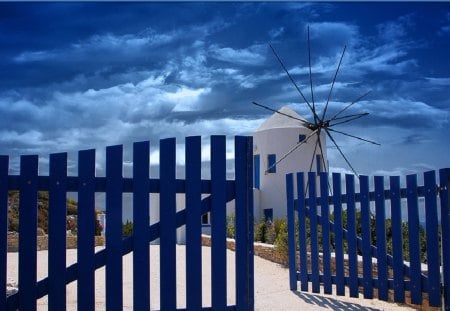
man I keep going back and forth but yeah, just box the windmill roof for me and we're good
[254,106,308,132]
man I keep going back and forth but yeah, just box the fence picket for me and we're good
[185,136,202,310]
[105,145,124,311]
[424,170,441,306]
[235,136,254,310]
[133,141,150,311]
[333,173,345,296]
[374,176,388,301]
[19,155,38,311]
[160,138,177,310]
[390,176,405,302]
[406,173,422,304]
[320,172,332,294]
[77,149,96,311]
[345,174,358,297]
[439,168,450,311]
[360,175,373,299]
[48,153,68,311]
[211,135,227,310]
[286,173,296,291]
[308,172,320,293]
[297,172,308,292]
[0,156,8,311]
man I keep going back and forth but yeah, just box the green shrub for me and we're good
[226,214,235,239]
[274,220,289,262]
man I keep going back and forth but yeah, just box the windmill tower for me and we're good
[253,106,327,221]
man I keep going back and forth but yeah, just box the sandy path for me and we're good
[7,246,414,310]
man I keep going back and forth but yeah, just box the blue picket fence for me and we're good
[286,170,450,310]
[1,135,254,311]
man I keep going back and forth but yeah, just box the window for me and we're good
[254,154,260,189]
[264,209,273,222]
[267,154,276,173]
[202,213,209,224]
[316,154,322,172]
[299,134,306,142]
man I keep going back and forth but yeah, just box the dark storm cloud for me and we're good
[0,2,449,176]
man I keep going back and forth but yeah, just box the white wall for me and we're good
[253,127,327,220]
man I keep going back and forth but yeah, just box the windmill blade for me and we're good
[325,128,359,177]
[265,129,319,174]
[327,127,381,145]
[252,101,313,128]
[307,26,317,123]
[269,43,321,122]
[329,112,369,126]
[321,45,347,121]
[330,90,372,121]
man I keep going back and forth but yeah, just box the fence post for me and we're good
[235,136,254,310]
[0,156,8,311]
[133,141,150,311]
[297,172,308,292]
[211,135,227,310]
[186,137,202,310]
[19,155,38,311]
[48,153,68,311]
[105,145,124,311]
[286,173,296,291]
[440,168,450,311]
[424,170,440,306]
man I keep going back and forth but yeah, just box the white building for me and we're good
[252,106,327,221]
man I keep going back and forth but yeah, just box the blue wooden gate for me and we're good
[286,169,450,310]
[1,135,254,310]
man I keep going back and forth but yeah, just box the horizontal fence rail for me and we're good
[287,169,450,310]
[1,135,254,311]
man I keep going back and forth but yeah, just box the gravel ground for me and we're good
[7,245,415,310]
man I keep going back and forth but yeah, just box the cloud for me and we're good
[208,44,266,66]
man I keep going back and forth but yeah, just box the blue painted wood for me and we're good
[235,136,254,310]
[77,149,96,311]
[439,168,450,311]
[48,153,67,311]
[390,176,404,302]
[133,141,150,311]
[345,174,358,298]
[374,176,388,301]
[424,170,440,306]
[286,173,297,291]
[106,145,124,311]
[297,172,308,291]
[211,135,227,310]
[0,156,8,311]
[320,172,332,294]
[308,172,320,293]
[359,175,373,299]
[185,136,202,310]
[19,155,38,311]
[332,173,345,296]
[406,174,422,304]
[159,138,177,310]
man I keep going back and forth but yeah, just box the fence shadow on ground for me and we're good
[292,290,381,311]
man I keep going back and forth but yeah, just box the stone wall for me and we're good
[201,235,287,266]
[7,234,105,252]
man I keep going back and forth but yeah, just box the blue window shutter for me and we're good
[254,155,260,189]
[268,154,276,173]
[316,154,322,172]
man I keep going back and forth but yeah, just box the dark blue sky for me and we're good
[1,2,449,177]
